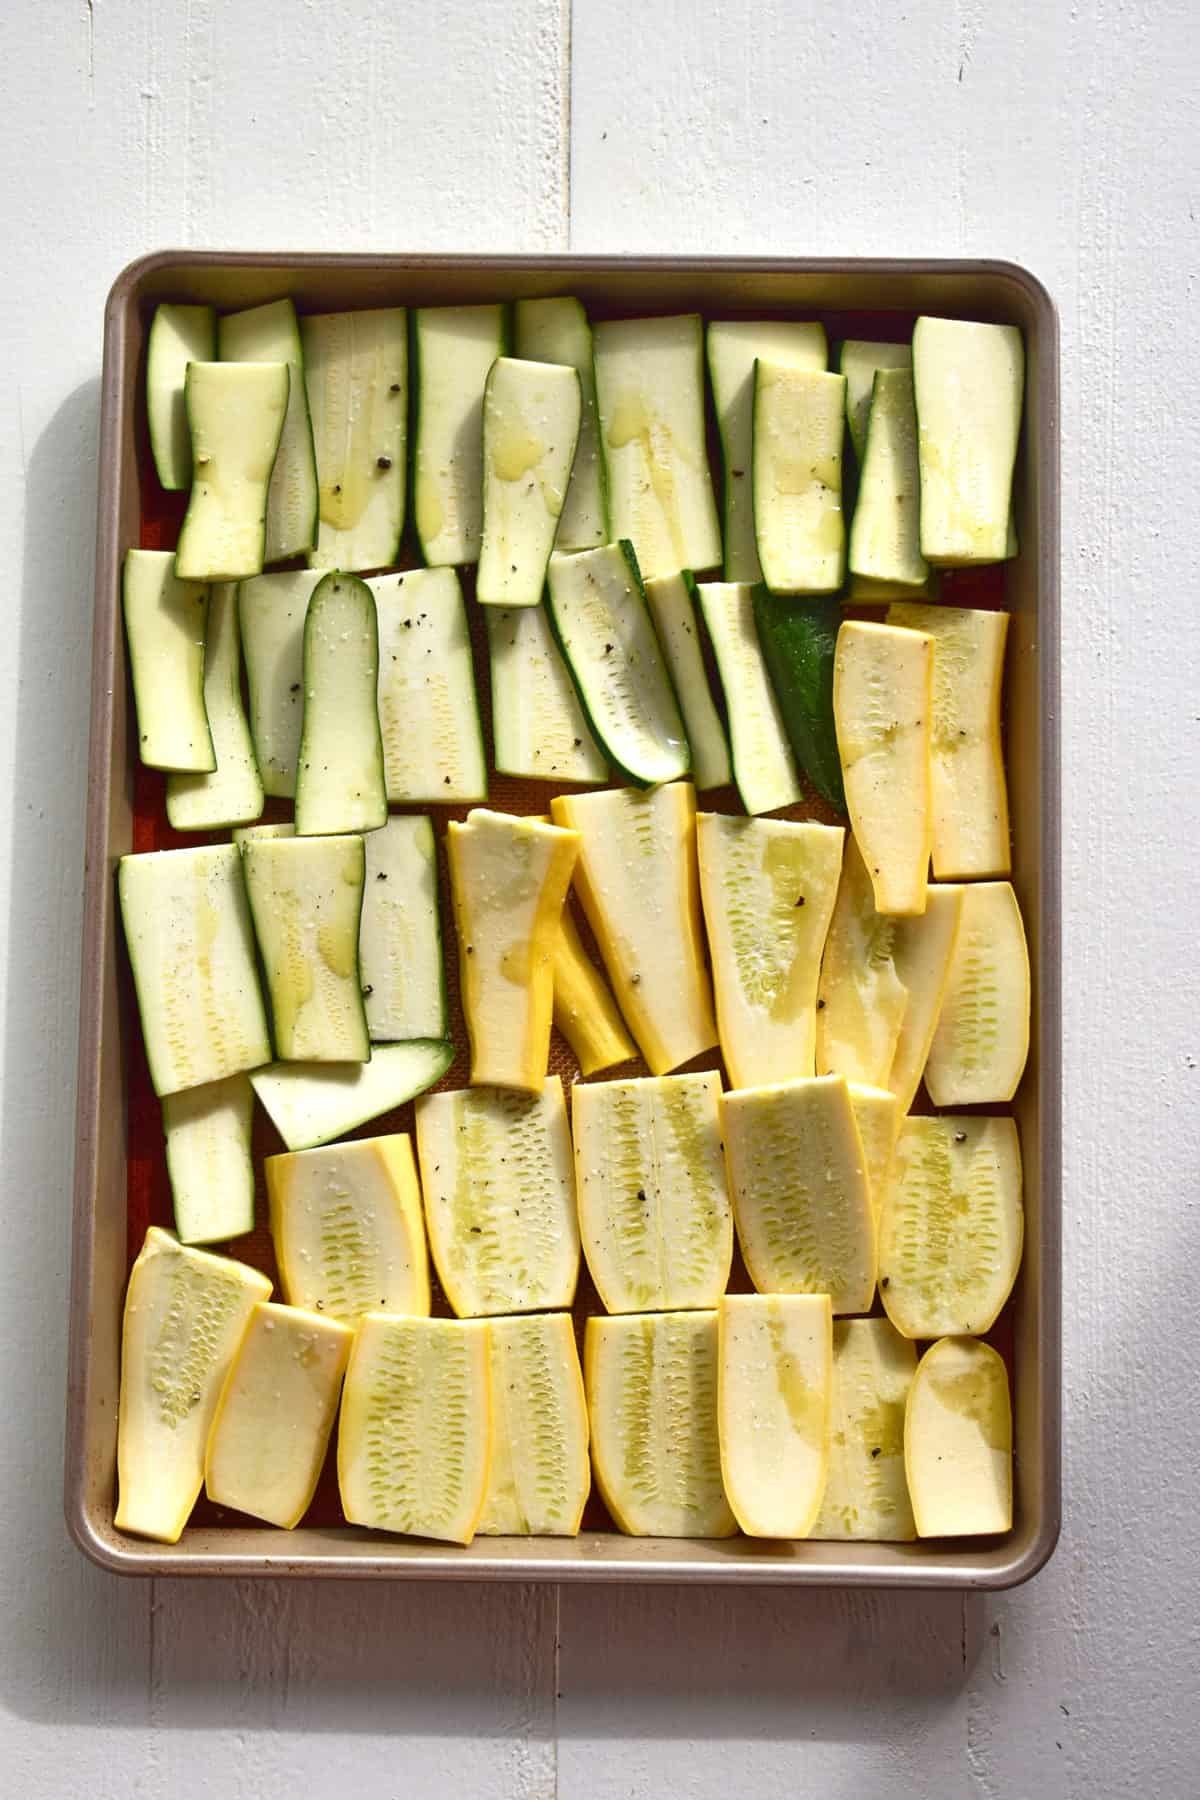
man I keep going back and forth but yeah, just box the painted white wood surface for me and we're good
[0,1,1195,1795]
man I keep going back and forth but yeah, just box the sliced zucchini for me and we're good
[721,1074,876,1314]
[162,1074,255,1245]
[122,549,213,772]
[166,582,264,831]
[219,297,318,561]
[477,356,582,607]
[513,295,607,550]
[175,361,290,581]
[551,783,717,1076]
[886,884,965,1114]
[370,566,487,804]
[905,1336,1013,1536]
[751,588,845,811]
[593,313,722,579]
[359,814,446,1043]
[811,1317,916,1542]
[414,1077,579,1316]
[815,833,909,1088]
[888,602,1011,879]
[233,821,295,847]
[241,833,368,1063]
[338,1315,491,1544]
[839,339,912,465]
[237,569,323,799]
[294,572,387,835]
[115,1227,271,1543]
[912,317,1024,565]
[204,1301,352,1528]
[552,905,636,1076]
[846,1083,900,1227]
[707,320,827,582]
[848,368,929,589]
[585,1311,736,1537]
[753,363,847,594]
[487,602,607,785]
[879,1116,1024,1338]
[643,572,731,791]
[695,581,802,814]
[476,1312,591,1535]
[833,620,934,915]
[717,1293,832,1539]
[572,1072,732,1312]
[249,1038,453,1151]
[924,881,1030,1105]
[447,809,579,1092]
[118,845,271,1097]
[302,307,408,572]
[842,569,943,604]
[546,541,690,788]
[413,303,507,566]
[695,813,844,1088]
[266,1132,430,1324]
[146,302,215,491]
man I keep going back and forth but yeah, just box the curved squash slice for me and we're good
[886,884,965,1113]
[695,581,803,815]
[553,905,637,1076]
[115,1227,271,1544]
[846,1083,900,1226]
[585,1311,735,1537]
[551,782,716,1076]
[338,1315,491,1544]
[204,1301,352,1528]
[697,812,843,1088]
[162,1073,255,1245]
[905,1336,1012,1536]
[879,1117,1023,1339]
[476,1313,590,1535]
[572,1072,732,1312]
[721,1075,875,1314]
[413,1077,579,1317]
[924,880,1030,1105]
[833,621,934,915]
[816,834,909,1088]
[888,602,1010,879]
[241,832,369,1063]
[265,1133,430,1326]
[811,1317,916,1541]
[717,1293,831,1539]
[250,1039,453,1151]
[447,808,579,1092]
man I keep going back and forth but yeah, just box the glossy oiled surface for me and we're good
[2,3,1194,1798]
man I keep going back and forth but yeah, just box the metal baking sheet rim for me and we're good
[66,252,1061,1587]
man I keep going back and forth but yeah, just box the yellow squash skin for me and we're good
[447,808,580,1092]
[811,1317,916,1542]
[924,880,1031,1105]
[721,1074,876,1314]
[115,1227,271,1544]
[584,1311,736,1538]
[717,1293,832,1539]
[338,1314,492,1545]
[552,905,637,1075]
[475,1313,591,1535]
[551,782,717,1076]
[889,602,1011,879]
[265,1133,430,1326]
[204,1301,352,1528]
[697,812,844,1088]
[879,1116,1024,1339]
[905,1336,1013,1536]
[833,620,934,916]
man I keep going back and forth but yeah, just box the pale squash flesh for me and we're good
[816,834,909,1088]
[476,1313,591,1535]
[833,620,934,915]
[846,1083,901,1227]
[925,880,1030,1105]
[811,1317,916,1542]
[905,1336,1013,1536]
[886,884,966,1114]
[552,905,637,1075]
[717,1294,832,1539]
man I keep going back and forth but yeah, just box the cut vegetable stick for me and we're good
[413,304,507,566]
[204,1301,352,1528]
[571,1072,733,1313]
[924,881,1030,1105]
[370,567,487,805]
[840,339,912,465]
[816,834,909,1089]
[585,1311,736,1538]
[487,602,608,785]
[753,364,847,594]
[175,361,290,581]
[302,307,408,573]
[912,317,1024,566]
[122,549,213,772]
[294,572,387,836]
[846,1083,900,1228]
[643,572,732,791]
[413,1078,580,1318]
[695,581,803,815]
[265,1132,430,1326]
[115,1228,271,1544]
[166,582,264,831]
[885,884,965,1114]
[717,1293,832,1538]
[513,296,607,550]
[811,1317,916,1541]
[905,1336,1013,1536]
[219,297,318,563]
[241,833,368,1063]
[338,1315,492,1544]
[250,1039,454,1151]
[475,1312,591,1536]
[552,905,637,1076]
[146,303,215,490]
[358,814,447,1044]
[237,569,323,800]
[848,367,930,590]
[477,356,582,607]
[162,1073,255,1245]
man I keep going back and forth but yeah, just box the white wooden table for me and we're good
[2,3,1196,1793]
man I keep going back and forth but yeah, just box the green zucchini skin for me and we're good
[751,588,846,813]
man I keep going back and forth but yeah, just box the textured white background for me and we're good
[2,2,1197,1794]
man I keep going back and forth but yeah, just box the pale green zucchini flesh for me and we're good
[513,296,608,549]
[146,303,216,491]
[369,567,487,804]
[294,572,387,835]
[413,304,508,566]
[166,582,264,831]
[219,297,318,561]
[122,548,213,772]
[302,308,408,572]
[477,355,582,607]
[175,361,290,581]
